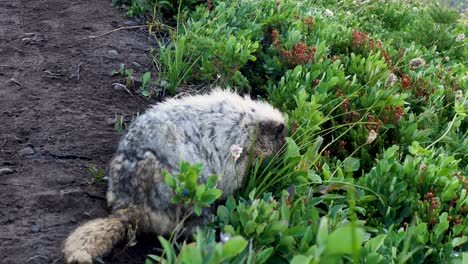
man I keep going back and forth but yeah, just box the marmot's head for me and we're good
[253,120,287,159]
[240,95,286,159]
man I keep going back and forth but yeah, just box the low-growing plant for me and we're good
[89,164,106,182]
[156,35,201,95]
[147,229,248,264]
[163,160,222,217]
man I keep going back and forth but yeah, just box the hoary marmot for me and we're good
[63,89,286,263]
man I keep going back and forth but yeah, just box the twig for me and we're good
[7,44,24,53]
[84,191,106,200]
[70,63,82,81]
[26,255,50,263]
[425,113,459,150]
[0,65,23,70]
[0,183,48,189]
[9,78,22,87]
[112,83,133,95]
[89,25,148,39]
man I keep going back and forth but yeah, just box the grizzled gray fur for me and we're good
[63,89,286,263]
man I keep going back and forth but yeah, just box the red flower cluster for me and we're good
[353,30,391,63]
[424,192,440,210]
[352,30,368,48]
[416,77,434,98]
[401,74,412,89]
[272,30,317,66]
[272,29,281,50]
[365,114,383,132]
[281,42,317,66]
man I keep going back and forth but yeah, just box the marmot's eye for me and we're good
[276,124,285,136]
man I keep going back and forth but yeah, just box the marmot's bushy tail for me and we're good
[63,216,129,264]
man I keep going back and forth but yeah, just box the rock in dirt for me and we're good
[18,147,34,157]
[132,61,142,68]
[0,167,16,175]
[108,49,119,58]
[123,20,139,26]
[106,116,117,126]
[31,223,41,233]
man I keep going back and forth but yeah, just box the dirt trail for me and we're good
[0,1,159,263]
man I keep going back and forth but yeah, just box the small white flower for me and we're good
[324,9,334,17]
[455,90,463,101]
[216,74,221,79]
[385,73,398,87]
[412,7,417,12]
[456,33,465,42]
[366,130,378,144]
[220,232,231,243]
[444,56,450,62]
[409,58,426,69]
[230,144,243,161]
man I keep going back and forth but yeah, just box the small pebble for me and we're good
[105,117,117,126]
[31,223,41,233]
[0,168,15,175]
[108,49,119,58]
[123,20,139,26]
[132,61,142,68]
[18,147,34,157]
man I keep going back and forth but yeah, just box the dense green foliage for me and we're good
[115,0,467,263]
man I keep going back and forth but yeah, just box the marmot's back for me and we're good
[108,89,286,211]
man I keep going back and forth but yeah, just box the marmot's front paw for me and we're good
[64,250,93,264]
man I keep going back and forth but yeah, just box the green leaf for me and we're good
[365,234,386,251]
[179,244,203,264]
[343,157,360,172]
[270,221,288,233]
[285,226,307,237]
[221,236,248,261]
[316,217,328,247]
[280,235,296,248]
[141,71,151,86]
[141,90,150,97]
[290,255,312,264]
[255,247,274,264]
[308,171,322,183]
[322,163,331,180]
[451,237,467,248]
[286,138,300,158]
[299,226,313,251]
[164,171,176,189]
[158,236,176,264]
[206,175,219,189]
[325,225,365,256]
[194,204,202,216]
[226,196,236,211]
[217,206,230,223]
[244,220,256,235]
[200,189,222,205]
[366,252,385,263]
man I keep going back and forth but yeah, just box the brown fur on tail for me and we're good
[63,216,129,264]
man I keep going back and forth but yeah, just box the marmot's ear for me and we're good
[259,121,287,138]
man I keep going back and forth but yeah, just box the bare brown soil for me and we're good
[0,1,161,263]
